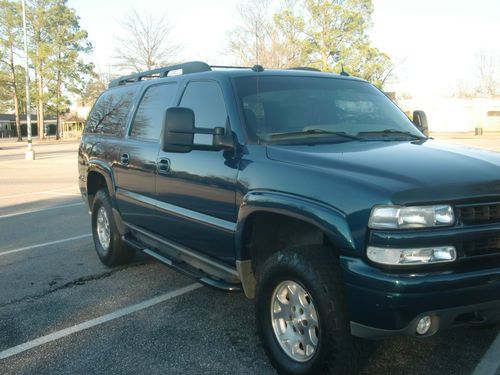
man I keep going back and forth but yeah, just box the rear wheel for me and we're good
[91,189,134,266]
[255,246,357,374]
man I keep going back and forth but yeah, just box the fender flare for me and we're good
[86,160,127,235]
[86,159,115,198]
[235,190,356,261]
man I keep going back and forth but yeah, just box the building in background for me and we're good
[398,98,500,133]
[0,114,57,138]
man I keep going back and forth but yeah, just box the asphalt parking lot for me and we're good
[0,136,499,374]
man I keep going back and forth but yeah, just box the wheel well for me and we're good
[86,171,108,209]
[242,212,330,277]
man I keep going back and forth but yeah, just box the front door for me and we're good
[114,82,178,231]
[155,80,239,264]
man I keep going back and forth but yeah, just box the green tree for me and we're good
[0,0,23,140]
[0,64,11,113]
[28,0,53,139]
[276,0,393,88]
[27,0,92,139]
[229,0,393,89]
[46,0,92,139]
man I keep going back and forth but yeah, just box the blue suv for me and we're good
[78,61,500,374]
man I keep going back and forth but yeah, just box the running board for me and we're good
[122,232,242,293]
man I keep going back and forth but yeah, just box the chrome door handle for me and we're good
[120,153,129,165]
[157,158,170,174]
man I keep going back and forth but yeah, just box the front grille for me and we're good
[463,237,500,256]
[459,204,500,225]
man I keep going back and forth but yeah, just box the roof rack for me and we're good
[210,65,253,70]
[211,64,264,72]
[288,67,321,72]
[108,61,211,88]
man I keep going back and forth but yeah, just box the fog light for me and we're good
[416,315,432,335]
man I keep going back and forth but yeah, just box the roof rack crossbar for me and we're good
[210,65,253,70]
[288,67,321,72]
[108,61,211,88]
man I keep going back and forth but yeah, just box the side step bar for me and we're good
[122,233,242,293]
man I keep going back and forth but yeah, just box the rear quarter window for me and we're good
[85,85,137,136]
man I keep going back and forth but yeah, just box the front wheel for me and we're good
[91,189,134,267]
[255,246,358,374]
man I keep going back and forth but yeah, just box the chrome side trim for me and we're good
[126,222,239,279]
[143,248,173,266]
[116,189,236,233]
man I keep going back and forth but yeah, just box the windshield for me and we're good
[233,75,424,144]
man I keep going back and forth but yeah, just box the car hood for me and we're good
[266,140,500,205]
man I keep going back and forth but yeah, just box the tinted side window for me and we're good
[130,83,178,140]
[179,81,227,129]
[85,85,136,135]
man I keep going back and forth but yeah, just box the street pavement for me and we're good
[0,137,499,374]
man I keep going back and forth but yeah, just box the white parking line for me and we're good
[472,332,500,375]
[0,187,76,199]
[0,202,84,219]
[0,234,92,257]
[41,192,80,197]
[0,283,202,360]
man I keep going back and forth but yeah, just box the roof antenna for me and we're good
[252,64,264,72]
[340,64,349,76]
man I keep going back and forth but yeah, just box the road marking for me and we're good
[0,187,76,199]
[0,202,84,219]
[41,192,80,197]
[472,332,500,375]
[0,283,202,360]
[0,234,92,257]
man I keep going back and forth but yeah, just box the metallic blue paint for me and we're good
[79,68,500,337]
[236,190,355,261]
[341,256,500,330]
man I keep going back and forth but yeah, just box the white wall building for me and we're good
[398,98,500,133]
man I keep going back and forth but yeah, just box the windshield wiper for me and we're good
[357,129,425,140]
[269,129,362,141]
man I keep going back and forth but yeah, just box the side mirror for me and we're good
[213,121,234,150]
[162,107,195,153]
[413,110,429,137]
[162,107,235,153]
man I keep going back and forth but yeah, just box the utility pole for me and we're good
[21,0,35,160]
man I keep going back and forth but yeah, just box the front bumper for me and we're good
[341,257,500,338]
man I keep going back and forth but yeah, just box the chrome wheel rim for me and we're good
[270,280,319,362]
[96,206,111,251]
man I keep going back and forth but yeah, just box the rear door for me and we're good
[114,82,178,231]
[154,80,239,264]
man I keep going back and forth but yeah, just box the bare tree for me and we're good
[227,0,302,68]
[476,49,498,97]
[454,79,474,99]
[228,0,270,66]
[113,10,181,72]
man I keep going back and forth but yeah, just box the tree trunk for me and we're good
[13,86,21,141]
[55,61,61,140]
[34,68,40,138]
[36,66,44,140]
[9,45,22,141]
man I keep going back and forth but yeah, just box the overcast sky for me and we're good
[67,0,499,99]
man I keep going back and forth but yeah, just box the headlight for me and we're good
[368,205,455,229]
[367,246,457,266]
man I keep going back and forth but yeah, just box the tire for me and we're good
[91,189,135,267]
[255,246,358,375]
